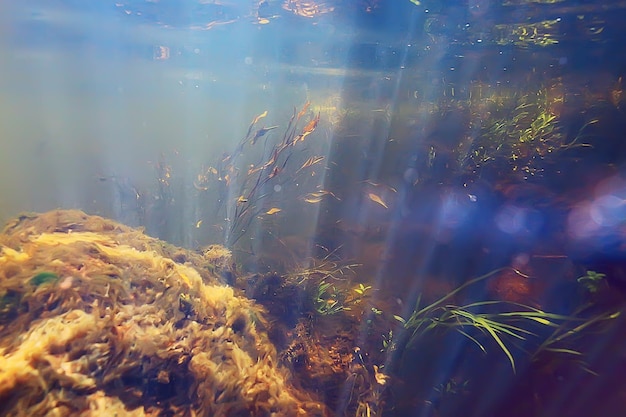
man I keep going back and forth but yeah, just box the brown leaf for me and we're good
[298,155,324,172]
[297,102,310,119]
[374,365,389,385]
[251,110,268,125]
[367,193,388,209]
[294,113,320,144]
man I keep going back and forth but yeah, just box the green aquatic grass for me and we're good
[314,280,349,315]
[396,268,620,373]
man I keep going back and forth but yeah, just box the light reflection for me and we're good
[567,174,626,243]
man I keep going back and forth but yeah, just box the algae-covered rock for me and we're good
[0,210,326,417]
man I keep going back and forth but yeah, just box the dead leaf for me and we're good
[294,113,320,144]
[302,113,320,133]
[268,166,280,179]
[373,365,389,385]
[297,102,311,119]
[363,180,397,193]
[301,190,339,203]
[367,193,388,209]
[251,110,268,125]
[266,208,282,215]
[297,155,324,172]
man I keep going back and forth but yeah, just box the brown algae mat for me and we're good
[0,210,326,417]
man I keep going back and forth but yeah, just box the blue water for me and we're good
[2,1,626,416]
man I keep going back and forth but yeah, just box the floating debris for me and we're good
[367,192,388,209]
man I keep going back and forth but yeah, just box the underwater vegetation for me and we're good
[3,59,626,416]
[4,0,626,410]
[2,0,626,415]
[0,211,327,417]
[4,65,625,416]
[394,267,619,374]
[174,102,330,252]
[0,209,621,417]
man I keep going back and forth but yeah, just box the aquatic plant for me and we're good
[577,270,607,294]
[381,329,394,353]
[218,104,322,247]
[434,378,470,396]
[351,283,375,310]
[493,19,561,47]
[286,247,360,284]
[185,102,336,254]
[462,86,596,178]
[529,282,620,375]
[396,268,620,373]
[354,283,373,296]
[398,299,557,373]
[314,280,349,315]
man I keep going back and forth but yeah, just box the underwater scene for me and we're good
[1,0,626,416]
